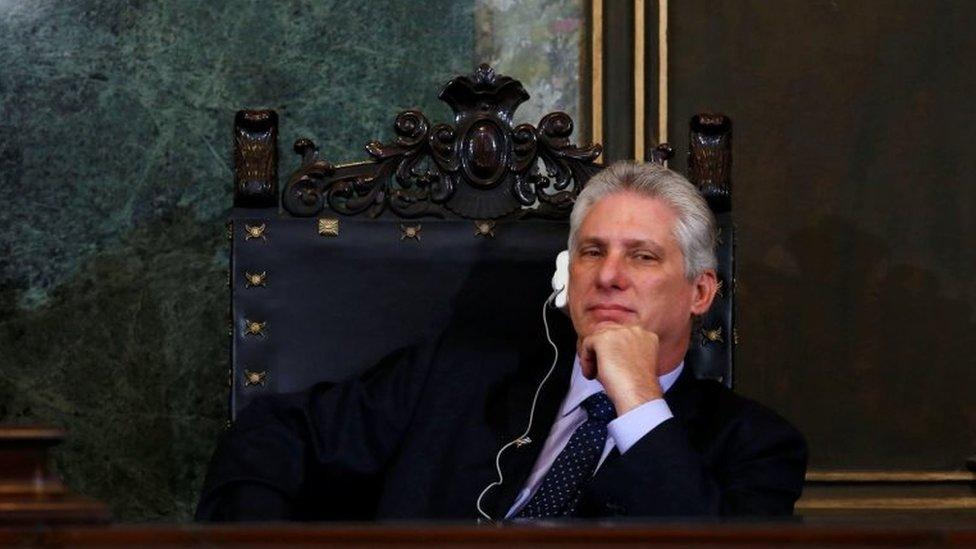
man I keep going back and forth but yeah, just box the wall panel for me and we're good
[667,0,976,471]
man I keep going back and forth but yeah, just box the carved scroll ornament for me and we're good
[282,64,603,220]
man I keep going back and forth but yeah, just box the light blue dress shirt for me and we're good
[505,357,683,518]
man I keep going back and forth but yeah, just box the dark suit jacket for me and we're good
[196,324,807,521]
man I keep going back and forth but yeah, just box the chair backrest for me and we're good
[682,113,735,386]
[227,65,734,419]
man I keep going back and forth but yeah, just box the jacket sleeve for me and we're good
[195,343,436,522]
[583,402,808,517]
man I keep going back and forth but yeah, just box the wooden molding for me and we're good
[590,0,603,147]
[798,497,976,510]
[658,0,668,147]
[633,0,645,160]
[806,470,976,483]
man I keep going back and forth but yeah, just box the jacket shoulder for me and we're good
[688,378,807,455]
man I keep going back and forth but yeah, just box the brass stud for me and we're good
[716,227,724,245]
[244,222,267,241]
[225,221,234,241]
[225,419,232,430]
[243,369,267,387]
[243,319,267,337]
[244,271,267,288]
[733,327,739,345]
[701,326,724,345]
[473,219,496,238]
[715,279,724,298]
[318,217,339,237]
[400,223,422,241]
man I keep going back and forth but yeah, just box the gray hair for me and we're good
[568,161,717,280]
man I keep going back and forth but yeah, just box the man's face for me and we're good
[567,191,716,364]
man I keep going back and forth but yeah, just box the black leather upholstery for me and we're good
[230,215,571,418]
[683,210,734,385]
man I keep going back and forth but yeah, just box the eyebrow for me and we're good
[577,236,666,255]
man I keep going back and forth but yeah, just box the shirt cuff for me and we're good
[607,398,673,454]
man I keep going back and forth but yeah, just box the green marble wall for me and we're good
[0,0,475,521]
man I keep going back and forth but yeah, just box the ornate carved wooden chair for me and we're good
[228,65,734,419]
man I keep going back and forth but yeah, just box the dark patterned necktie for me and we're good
[515,391,617,518]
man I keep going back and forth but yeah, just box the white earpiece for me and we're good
[551,250,569,311]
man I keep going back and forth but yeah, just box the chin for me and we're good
[577,318,629,338]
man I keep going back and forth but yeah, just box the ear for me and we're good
[689,269,718,316]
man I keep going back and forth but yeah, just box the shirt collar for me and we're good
[559,355,684,417]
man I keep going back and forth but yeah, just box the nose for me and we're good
[596,251,630,290]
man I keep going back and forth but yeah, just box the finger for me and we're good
[579,337,597,379]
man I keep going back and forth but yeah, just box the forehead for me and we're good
[578,191,679,243]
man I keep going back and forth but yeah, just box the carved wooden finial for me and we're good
[649,143,675,165]
[687,113,732,213]
[234,110,279,208]
[438,63,530,125]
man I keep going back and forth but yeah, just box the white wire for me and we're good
[475,289,561,522]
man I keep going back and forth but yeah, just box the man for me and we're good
[197,161,807,521]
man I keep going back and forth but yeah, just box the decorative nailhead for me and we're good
[244,222,268,241]
[701,326,723,344]
[243,271,267,288]
[243,369,267,387]
[318,218,339,237]
[400,224,422,242]
[473,220,496,238]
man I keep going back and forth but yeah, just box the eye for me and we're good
[578,247,602,258]
[634,251,658,262]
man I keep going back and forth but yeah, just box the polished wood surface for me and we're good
[0,426,109,525]
[1,521,975,547]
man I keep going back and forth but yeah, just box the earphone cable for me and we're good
[475,289,561,522]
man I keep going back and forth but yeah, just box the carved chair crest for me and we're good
[238,64,603,220]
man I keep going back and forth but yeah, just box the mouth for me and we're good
[586,304,636,321]
[587,303,635,313]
